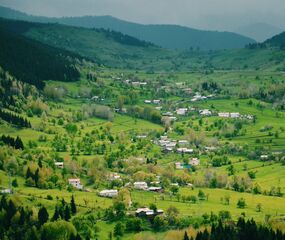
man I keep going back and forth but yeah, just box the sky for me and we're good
[1,0,285,31]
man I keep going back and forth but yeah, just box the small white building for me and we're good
[178,140,188,146]
[144,100,152,104]
[153,100,161,104]
[260,155,269,160]
[135,207,164,216]
[177,148,193,154]
[189,157,200,166]
[230,112,241,118]
[162,112,173,116]
[218,112,230,118]
[55,162,64,168]
[148,186,162,192]
[0,189,12,194]
[176,108,188,115]
[99,189,118,198]
[175,162,184,170]
[68,178,83,190]
[199,109,212,116]
[134,182,148,190]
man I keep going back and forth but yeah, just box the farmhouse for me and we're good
[144,100,152,104]
[134,182,148,190]
[68,178,83,190]
[260,155,269,160]
[153,100,161,104]
[99,189,118,198]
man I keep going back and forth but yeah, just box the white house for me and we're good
[162,112,173,116]
[177,148,193,154]
[260,155,269,160]
[0,189,12,194]
[109,173,121,181]
[55,162,64,168]
[153,100,161,104]
[99,189,118,198]
[175,162,184,169]
[176,108,188,115]
[134,182,148,190]
[199,109,212,116]
[178,140,188,146]
[135,207,164,217]
[148,186,162,192]
[230,112,241,118]
[68,178,83,190]
[189,158,200,166]
[144,100,152,104]
[218,112,230,118]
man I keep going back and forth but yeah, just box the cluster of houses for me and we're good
[218,112,254,120]
[125,79,147,87]
[191,93,213,102]
[156,136,193,153]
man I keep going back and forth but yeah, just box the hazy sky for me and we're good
[1,0,284,30]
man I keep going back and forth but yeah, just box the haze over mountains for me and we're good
[0,5,255,51]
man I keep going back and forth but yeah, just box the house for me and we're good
[137,135,147,139]
[0,189,12,194]
[260,155,269,160]
[168,116,177,121]
[109,173,121,181]
[144,100,152,104]
[134,182,148,190]
[205,146,217,151]
[55,162,64,168]
[175,162,184,169]
[230,112,240,118]
[177,148,193,154]
[162,112,173,116]
[176,108,188,115]
[148,187,163,193]
[218,112,230,118]
[170,183,179,186]
[155,106,162,111]
[178,140,188,146]
[132,82,141,87]
[199,109,212,116]
[68,178,83,190]
[135,207,164,218]
[91,96,99,101]
[153,100,161,104]
[189,158,200,166]
[99,189,118,198]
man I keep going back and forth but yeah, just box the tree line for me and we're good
[1,135,24,149]
[0,109,31,128]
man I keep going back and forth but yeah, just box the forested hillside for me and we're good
[0,24,80,89]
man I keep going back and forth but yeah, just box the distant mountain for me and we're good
[0,5,255,51]
[0,22,80,88]
[235,23,283,42]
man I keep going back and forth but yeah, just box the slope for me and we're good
[0,5,255,51]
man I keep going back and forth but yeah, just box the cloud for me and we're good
[1,0,285,30]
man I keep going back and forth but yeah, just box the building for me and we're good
[148,187,163,193]
[218,112,230,118]
[175,162,184,169]
[230,112,241,118]
[135,207,164,218]
[189,158,200,166]
[68,178,83,190]
[134,182,148,190]
[178,140,188,146]
[55,162,64,168]
[177,148,193,154]
[153,100,161,104]
[176,108,188,115]
[199,109,212,116]
[0,189,12,194]
[99,189,118,198]
[144,100,152,104]
[162,112,173,116]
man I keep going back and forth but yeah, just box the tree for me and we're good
[70,195,77,215]
[41,220,77,240]
[114,222,124,237]
[183,231,190,240]
[38,206,49,225]
[153,215,166,231]
[170,185,179,195]
[149,203,157,212]
[237,198,246,209]
[64,205,71,221]
[198,190,206,200]
[256,203,262,212]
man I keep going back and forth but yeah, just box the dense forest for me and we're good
[0,26,80,89]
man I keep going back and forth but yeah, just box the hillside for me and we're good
[0,5,255,50]
[265,31,285,48]
[0,23,80,89]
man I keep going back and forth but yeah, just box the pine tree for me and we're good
[38,206,49,225]
[64,205,71,221]
[184,231,189,240]
[70,195,77,215]
[34,168,39,187]
[51,206,60,221]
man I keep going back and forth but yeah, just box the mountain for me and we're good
[0,18,177,70]
[0,5,255,51]
[265,31,285,48]
[235,23,283,42]
[0,22,80,88]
